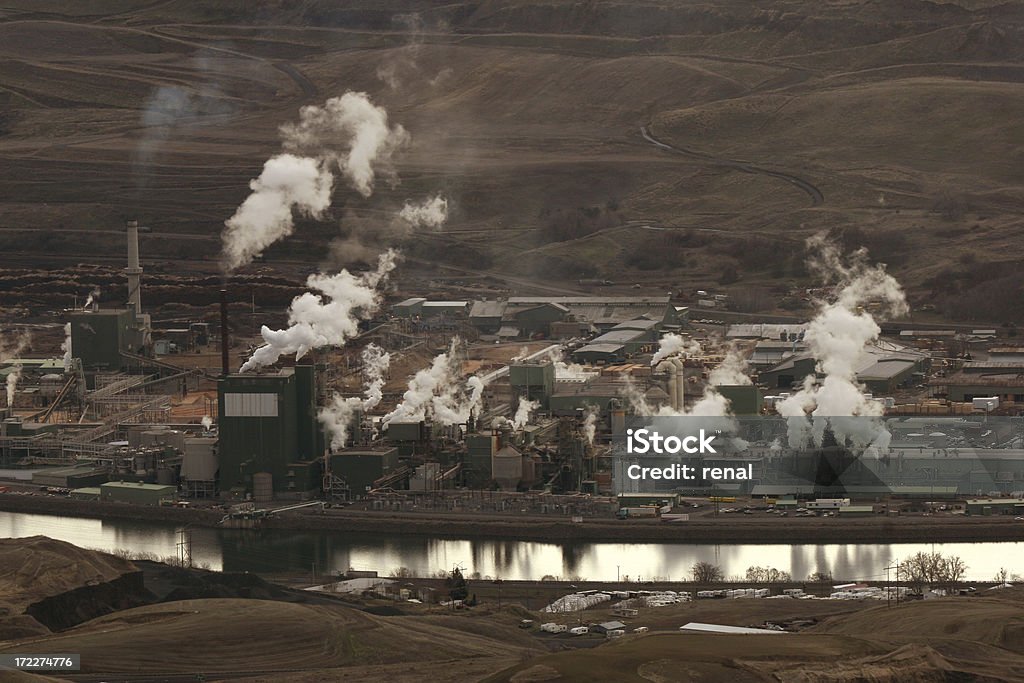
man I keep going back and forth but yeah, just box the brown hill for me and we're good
[0,1,1022,318]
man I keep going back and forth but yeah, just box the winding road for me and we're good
[640,126,824,207]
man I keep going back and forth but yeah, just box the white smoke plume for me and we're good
[240,249,398,372]
[775,233,908,453]
[222,154,333,272]
[543,347,595,380]
[319,344,392,450]
[512,398,539,430]
[6,365,20,407]
[383,338,486,427]
[222,92,409,271]
[707,345,752,386]
[61,323,72,372]
[201,415,213,431]
[280,92,409,198]
[0,329,31,362]
[83,287,100,309]
[582,405,599,445]
[651,333,701,366]
[399,195,448,229]
[0,330,30,408]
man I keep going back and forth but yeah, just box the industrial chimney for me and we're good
[220,289,230,377]
[125,220,143,315]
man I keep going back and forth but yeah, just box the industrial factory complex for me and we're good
[1,222,1023,520]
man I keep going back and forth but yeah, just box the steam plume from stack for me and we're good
[543,347,593,380]
[222,92,409,272]
[582,405,599,445]
[512,399,539,429]
[708,345,752,386]
[776,233,908,452]
[651,333,700,366]
[382,338,486,427]
[61,323,72,372]
[240,249,397,372]
[222,154,333,272]
[83,287,100,309]
[319,344,391,450]
[201,416,213,431]
[6,366,20,407]
[280,92,409,197]
[0,330,31,408]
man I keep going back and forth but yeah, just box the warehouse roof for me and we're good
[101,481,175,491]
[509,296,670,305]
[962,361,1024,372]
[940,372,1024,387]
[727,324,806,340]
[469,300,508,318]
[422,301,468,308]
[680,622,786,635]
[612,319,659,331]
[394,297,426,307]
[591,330,647,344]
[573,343,625,356]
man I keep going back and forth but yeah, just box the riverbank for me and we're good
[3,494,1024,544]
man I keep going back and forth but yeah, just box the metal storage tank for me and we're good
[252,471,273,503]
[492,444,523,490]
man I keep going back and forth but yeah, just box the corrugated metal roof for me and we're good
[508,296,670,305]
[470,301,507,318]
[680,622,786,635]
[573,343,625,355]
[613,319,658,331]
[592,330,647,344]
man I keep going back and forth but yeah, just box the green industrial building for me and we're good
[509,361,556,409]
[759,345,928,394]
[217,365,323,497]
[965,498,1024,516]
[100,481,176,505]
[716,385,763,415]
[70,308,147,371]
[465,432,497,487]
[329,446,399,495]
[392,298,426,317]
[33,466,108,488]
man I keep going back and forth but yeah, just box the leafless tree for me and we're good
[691,561,724,583]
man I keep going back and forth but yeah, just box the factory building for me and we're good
[100,481,176,505]
[216,365,323,497]
[759,343,928,394]
[69,308,148,372]
[329,446,400,496]
[716,385,763,415]
[936,360,1024,403]
[509,361,556,409]
[392,299,468,319]
[727,324,807,341]
[469,296,684,340]
[33,465,108,488]
[965,499,1024,516]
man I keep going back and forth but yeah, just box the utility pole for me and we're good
[885,561,901,606]
[176,526,192,569]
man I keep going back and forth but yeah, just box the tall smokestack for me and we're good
[220,289,230,377]
[125,220,142,315]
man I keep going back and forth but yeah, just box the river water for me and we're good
[1,511,1018,582]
